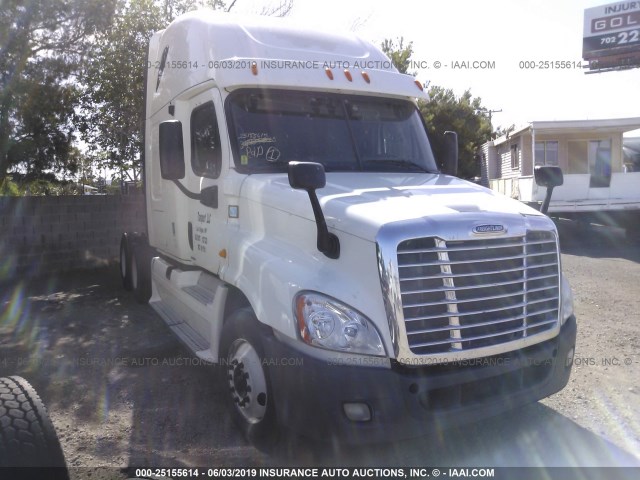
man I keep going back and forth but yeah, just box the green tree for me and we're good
[79,0,290,182]
[381,37,415,75]
[381,37,492,179]
[419,87,492,179]
[7,58,79,179]
[79,0,167,182]
[0,0,115,181]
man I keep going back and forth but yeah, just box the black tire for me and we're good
[219,308,279,450]
[120,233,133,291]
[0,376,69,478]
[131,239,152,304]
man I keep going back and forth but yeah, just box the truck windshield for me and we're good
[226,89,438,173]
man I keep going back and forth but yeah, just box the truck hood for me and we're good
[240,172,546,241]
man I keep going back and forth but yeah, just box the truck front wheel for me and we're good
[219,309,279,450]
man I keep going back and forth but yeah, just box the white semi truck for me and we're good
[119,11,576,447]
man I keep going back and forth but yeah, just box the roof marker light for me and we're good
[344,69,353,82]
[361,71,370,83]
[325,68,334,80]
[414,79,424,91]
[251,62,258,75]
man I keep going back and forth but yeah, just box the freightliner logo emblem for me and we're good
[472,224,506,234]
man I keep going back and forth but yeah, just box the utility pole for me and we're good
[477,108,502,126]
[476,108,502,141]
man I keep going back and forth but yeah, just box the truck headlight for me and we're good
[294,292,385,356]
[560,274,574,325]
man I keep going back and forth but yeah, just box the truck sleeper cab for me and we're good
[118,10,577,447]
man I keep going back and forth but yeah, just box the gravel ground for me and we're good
[0,219,639,478]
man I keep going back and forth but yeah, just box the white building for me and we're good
[480,118,640,231]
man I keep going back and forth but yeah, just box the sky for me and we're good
[233,0,640,136]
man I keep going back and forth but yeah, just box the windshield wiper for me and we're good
[361,159,428,172]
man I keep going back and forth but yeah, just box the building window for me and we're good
[191,101,222,178]
[510,144,519,170]
[535,141,558,166]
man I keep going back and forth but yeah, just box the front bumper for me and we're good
[264,315,576,444]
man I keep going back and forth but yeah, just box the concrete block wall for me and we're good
[0,195,146,281]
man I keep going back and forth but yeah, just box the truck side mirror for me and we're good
[288,161,326,190]
[288,162,340,259]
[442,131,458,176]
[535,165,563,188]
[159,120,185,180]
[535,165,563,215]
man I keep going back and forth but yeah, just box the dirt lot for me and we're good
[1,220,639,477]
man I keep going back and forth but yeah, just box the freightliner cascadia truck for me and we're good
[119,10,576,447]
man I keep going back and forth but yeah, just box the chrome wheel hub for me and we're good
[227,339,267,423]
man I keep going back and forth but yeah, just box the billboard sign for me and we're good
[583,2,640,60]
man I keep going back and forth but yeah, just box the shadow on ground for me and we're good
[1,265,638,470]
[556,219,640,263]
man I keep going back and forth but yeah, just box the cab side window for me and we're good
[191,101,222,178]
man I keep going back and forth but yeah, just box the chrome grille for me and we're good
[397,231,559,355]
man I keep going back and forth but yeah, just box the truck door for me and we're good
[187,90,228,275]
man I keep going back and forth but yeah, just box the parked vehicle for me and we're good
[119,11,577,447]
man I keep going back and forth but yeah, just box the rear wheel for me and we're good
[220,309,279,450]
[119,233,133,291]
[131,240,152,304]
[0,376,69,479]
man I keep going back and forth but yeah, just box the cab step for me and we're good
[151,300,210,353]
[182,284,215,305]
[149,257,228,364]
